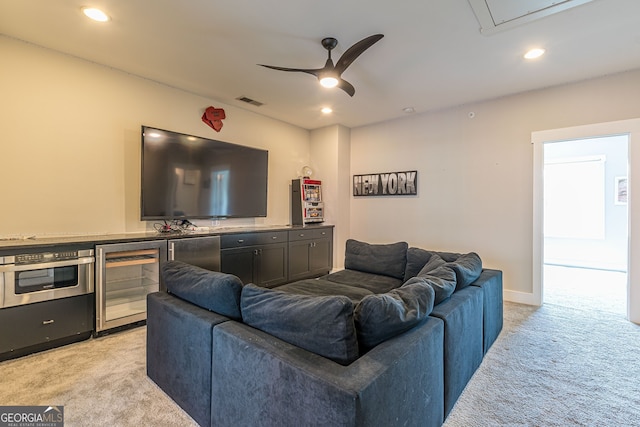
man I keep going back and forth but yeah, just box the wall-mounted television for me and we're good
[141,126,268,220]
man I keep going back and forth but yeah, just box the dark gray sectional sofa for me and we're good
[147,239,503,427]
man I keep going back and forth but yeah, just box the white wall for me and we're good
[350,69,640,299]
[0,36,310,237]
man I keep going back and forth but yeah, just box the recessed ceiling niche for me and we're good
[468,0,594,34]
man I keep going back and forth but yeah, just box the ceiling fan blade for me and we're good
[337,78,355,97]
[258,64,322,77]
[334,34,384,75]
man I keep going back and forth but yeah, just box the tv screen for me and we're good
[141,126,268,220]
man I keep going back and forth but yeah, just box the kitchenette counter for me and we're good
[0,224,332,253]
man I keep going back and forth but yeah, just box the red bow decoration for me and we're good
[202,106,226,132]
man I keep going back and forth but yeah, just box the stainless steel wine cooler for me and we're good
[95,240,166,334]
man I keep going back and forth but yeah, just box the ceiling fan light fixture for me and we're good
[82,7,110,22]
[319,75,339,88]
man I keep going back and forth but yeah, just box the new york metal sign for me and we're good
[353,171,417,196]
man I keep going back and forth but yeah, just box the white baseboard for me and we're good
[503,289,541,306]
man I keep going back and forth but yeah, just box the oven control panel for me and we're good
[15,251,79,264]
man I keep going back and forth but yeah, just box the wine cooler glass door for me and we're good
[96,241,166,334]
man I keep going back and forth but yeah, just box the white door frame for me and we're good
[532,118,640,324]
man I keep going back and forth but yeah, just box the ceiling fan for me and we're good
[258,34,384,97]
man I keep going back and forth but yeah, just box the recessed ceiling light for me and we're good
[524,48,545,59]
[82,7,110,22]
[402,107,415,114]
[321,107,333,114]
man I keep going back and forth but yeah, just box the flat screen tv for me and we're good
[141,126,268,220]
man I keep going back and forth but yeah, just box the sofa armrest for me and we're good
[470,268,503,354]
[211,316,445,427]
[147,292,230,427]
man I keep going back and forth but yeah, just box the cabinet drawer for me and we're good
[288,227,331,241]
[221,231,287,248]
[0,294,93,356]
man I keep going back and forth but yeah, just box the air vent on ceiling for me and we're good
[468,0,594,34]
[235,96,264,107]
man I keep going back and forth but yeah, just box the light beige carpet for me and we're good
[0,327,198,426]
[1,300,639,426]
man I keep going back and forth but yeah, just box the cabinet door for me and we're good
[169,236,221,271]
[288,239,313,282]
[256,242,288,288]
[220,247,256,285]
[309,237,332,275]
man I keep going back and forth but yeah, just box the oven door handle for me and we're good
[0,256,95,272]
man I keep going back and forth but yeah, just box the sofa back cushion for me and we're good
[354,280,436,351]
[404,247,433,280]
[241,284,359,365]
[414,254,457,304]
[162,261,244,320]
[344,239,408,280]
[446,252,482,290]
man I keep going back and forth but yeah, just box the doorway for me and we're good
[532,118,640,324]
[542,136,628,316]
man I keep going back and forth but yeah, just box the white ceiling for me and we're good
[1,0,639,130]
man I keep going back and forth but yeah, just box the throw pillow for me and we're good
[354,280,435,351]
[446,252,483,290]
[344,239,408,280]
[240,284,359,366]
[404,247,433,280]
[162,261,244,320]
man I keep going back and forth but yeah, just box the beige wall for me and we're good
[310,124,351,269]
[350,68,640,301]
[0,36,310,237]
[5,34,640,307]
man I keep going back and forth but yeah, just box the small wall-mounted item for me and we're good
[615,176,628,205]
[353,170,417,196]
[202,106,226,132]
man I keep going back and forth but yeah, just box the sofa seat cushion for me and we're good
[240,284,359,365]
[162,261,244,320]
[344,239,408,280]
[354,280,436,351]
[273,278,374,303]
[322,269,404,294]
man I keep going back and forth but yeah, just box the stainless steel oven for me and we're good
[0,249,94,308]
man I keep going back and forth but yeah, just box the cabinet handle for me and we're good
[272,236,277,240]
[299,233,305,237]
[42,320,55,325]
[237,239,245,244]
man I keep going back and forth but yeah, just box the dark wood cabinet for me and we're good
[220,226,333,287]
[288,227,333,282]
[220,231,288,288]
